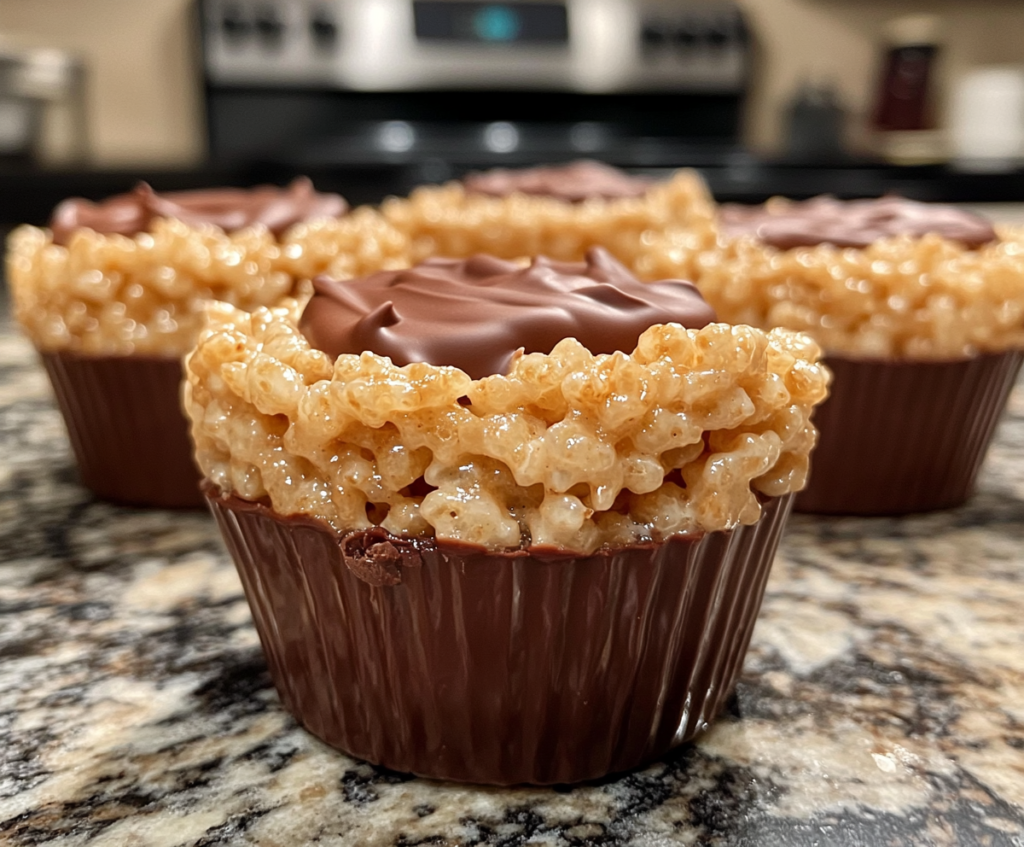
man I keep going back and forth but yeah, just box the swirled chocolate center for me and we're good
[49,177,347,245]
[462,161,652,203]
[719,195,998,250]
[299,247,715,379]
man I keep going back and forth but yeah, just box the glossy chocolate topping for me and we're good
[49,177,347,245]
[719,195,998,250]
[462,160,652,202]
[299,247,716,379]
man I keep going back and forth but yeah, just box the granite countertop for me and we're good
[1,302,1024,846]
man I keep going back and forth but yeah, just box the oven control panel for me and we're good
[201,0,749,92]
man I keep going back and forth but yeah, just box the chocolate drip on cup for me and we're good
[719,195,998,250]
[462,161,653,203]
[49,177,348,245]
[299,247,716,379]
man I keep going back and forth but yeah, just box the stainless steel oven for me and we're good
[199,0,751,179]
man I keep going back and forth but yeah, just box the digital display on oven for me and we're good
[413,2,569,44]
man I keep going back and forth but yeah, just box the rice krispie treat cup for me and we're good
[7,179,408,508]
[380,160,718,282]
[186,247,829,785]
[695,195,1024,515]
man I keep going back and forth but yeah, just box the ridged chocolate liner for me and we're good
[796,351,1024,515]
[40,351,203,508]
[207,490,794,786]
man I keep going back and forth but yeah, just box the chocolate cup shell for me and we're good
[41,350,203,508]
[207,491,794,786]
[795,351,1024,516]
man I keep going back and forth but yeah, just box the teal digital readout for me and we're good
[473,5,522,42]
[413,2,568,44]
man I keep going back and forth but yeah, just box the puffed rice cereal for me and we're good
[280,206,413,282]
[381,169,717,281]
[688,225,1024,359]
[185,300,829,553]
[7,208,412,357]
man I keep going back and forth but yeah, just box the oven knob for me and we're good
[221,3,251,41]
[640,21,668,52]
[733,15,750,45]
[310,8,338,49]
[672,18,701,52]
[254,5,285,45]
[706,20,731,49]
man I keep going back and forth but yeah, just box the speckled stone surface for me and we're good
[1,296,1024,846]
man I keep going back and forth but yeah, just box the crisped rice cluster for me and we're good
[690,224,1024,359]
[185,301,828,553]
[380,170,717,281]
[280,206,412,282]
[7,209,411,357]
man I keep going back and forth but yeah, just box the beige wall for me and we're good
[0,0,204,166]
[2,0,1024,165]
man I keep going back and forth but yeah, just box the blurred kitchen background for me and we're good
[2,0,1024,224]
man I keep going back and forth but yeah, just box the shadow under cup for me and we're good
[40,350,203,508]
[207,489,794,786]
[795,351,1024,516]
